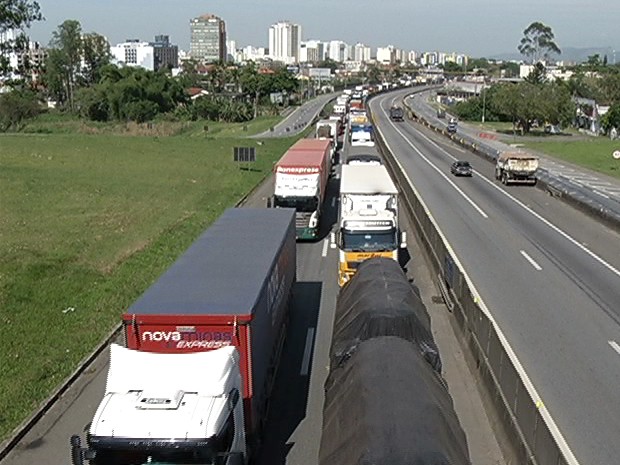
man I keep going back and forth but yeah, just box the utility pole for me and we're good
[482,86,486,123]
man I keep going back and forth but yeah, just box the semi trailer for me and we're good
[270,138,332,240]
[319,257,471,465]
[71,207,297,465]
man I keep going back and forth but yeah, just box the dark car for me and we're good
[346,154,382,165]
[450,160,472,176]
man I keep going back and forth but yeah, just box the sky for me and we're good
[26,0,620,58]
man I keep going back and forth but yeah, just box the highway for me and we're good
[407,90,620,212]
[1,94,505,465]
[369,90,620,465]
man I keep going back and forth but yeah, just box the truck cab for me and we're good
[72,345,246,465]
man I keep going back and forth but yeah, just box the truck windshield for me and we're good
[342,228,397,252]
[274,196,319,213]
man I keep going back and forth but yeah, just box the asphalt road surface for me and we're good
[370,89,620,465]
[1,95,505,465]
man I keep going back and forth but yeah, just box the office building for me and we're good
[111,40,155,70]
[152,35,178,70]
[190,14,226,63]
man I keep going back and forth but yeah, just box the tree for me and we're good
[47,20,83,110]
[81,32,110,85]
[0,87,41,130]
[600,103,620,132]
[0,0,43,78]
[518,22,561,64]
[524,62,547,84]
[442,61,465,75]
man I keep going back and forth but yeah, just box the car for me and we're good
[346,154,382,165]
[450,160,472,176]
[447,118,458,134]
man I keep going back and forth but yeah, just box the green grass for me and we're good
[522,138,620,179]
[0,129,299,440]
[19,112,283,138]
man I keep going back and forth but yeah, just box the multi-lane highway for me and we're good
[369,90,620,465]
[1,94,505,465]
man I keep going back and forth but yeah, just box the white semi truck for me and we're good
[72,345,246,465]
[70,208,297,465]
[332,164,406,286]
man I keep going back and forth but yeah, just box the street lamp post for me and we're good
[481,86,486,123]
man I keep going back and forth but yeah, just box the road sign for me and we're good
[233,147,256,163]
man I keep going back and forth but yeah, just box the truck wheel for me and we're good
[495,168,500,180]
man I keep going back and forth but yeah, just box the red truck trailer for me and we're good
[271,138,332,240]
[122,207,296,443]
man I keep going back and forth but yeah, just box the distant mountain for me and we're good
[488,46,619,64]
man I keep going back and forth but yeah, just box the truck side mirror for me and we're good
[400,231,407,248]
[228,388,240,409]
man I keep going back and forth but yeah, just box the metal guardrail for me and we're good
[368,89,577,465]
[403,99,620,233]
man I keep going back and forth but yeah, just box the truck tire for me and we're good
[495,168,500,180]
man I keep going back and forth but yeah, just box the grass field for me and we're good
[0,123,301,440]
[522,138,620,180]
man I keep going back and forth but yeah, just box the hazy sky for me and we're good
[27,0,620,57]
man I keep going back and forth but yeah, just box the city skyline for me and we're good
[26,0,620,59]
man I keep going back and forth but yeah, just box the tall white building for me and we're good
[110,40,155,70]
[300,39,325,63]
[353,42,371,63]
[376,45,396,65]
[268,21,301,64]
[328,40,348,62]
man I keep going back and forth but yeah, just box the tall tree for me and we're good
[47,19,83,110]
[518,22,561,64]
[0,0,43,79]
[81,32,110,85]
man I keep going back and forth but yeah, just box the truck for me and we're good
[319,258,470,465]
[332,164,406,286]
[315,118,341,154]
[495,151,539,185]
[389,105,404,122]
[349,124,375,147]
[271,138,332,240]
[70,207,297,465]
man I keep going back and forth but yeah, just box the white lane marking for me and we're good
[609,341,620,355]
[395,109,620,281]
[383,117,489,219]
[321,238,329,257]
[520,250,543,271]
[373,100,581,465]
[592,190,610,199]
[331,197,336,207]
[300,328,315,376]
